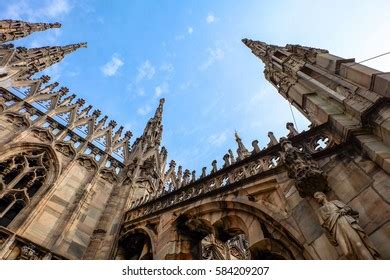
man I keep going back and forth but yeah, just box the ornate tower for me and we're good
[124,98,167,202]
[0,19,61,43]
[242,39,390,174]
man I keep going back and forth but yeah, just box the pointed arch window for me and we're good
[0,150,50,227]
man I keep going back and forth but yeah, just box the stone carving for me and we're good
[267,131,278,147]
[5,113,29,128]
[228,149,235,164]
[20,244,39,260]
[314,192,381,260]
[77,156,97,171]
[136,157,160,194]
[201,233,251,260]
[265,66,296,95]
[31,128,53,143]
[286,122,298,138]
[222,154,230,167]
[201,234,228,260]
[226,234,251,260]
[280,138,329,197]
[285,44,328,64]
[211,160,218,173]
[54,142,75,158]
[251,140,261,153]
[100,169,118,184]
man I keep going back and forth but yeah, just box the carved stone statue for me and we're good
[200,233,251,260]
[226,234,251,260]
[136,157,159,194]
[280,138,329,197]
[201,234,228,260]
[314,192,381,260]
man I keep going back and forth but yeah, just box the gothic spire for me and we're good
[242,38,329,66]
[241,38,273,63]
[141,98,165,147]
[17,43,87,79]
[0,19,61,43]
[154,97,165,120]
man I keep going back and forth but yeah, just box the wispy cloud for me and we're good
[101,54,124,77]
[136,60,156,83]
[208,131,227,147]
[199,47,225,70]
[137,105,152,116]
[188,27,193,34]
[1,0,71,20]
[45,0,71,18]
[154,82,169,98]
[206,12,218,24]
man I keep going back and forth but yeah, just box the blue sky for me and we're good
[1,0,390,172]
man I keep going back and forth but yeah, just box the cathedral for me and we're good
[0,19,389,260]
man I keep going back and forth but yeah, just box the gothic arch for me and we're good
[0,142,60,229]
[177,197,309,259]
[117,227,156,260]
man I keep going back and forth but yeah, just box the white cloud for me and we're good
[188,27,193,34]
[199,47,225,70]
[137,105,152,116]
[136,60,155,83]
[208,131,227,147]
[154,82,169,98]
[206,13,218,24]
[1,0,71,20]
[101,54,124,77]
[29,28,62,48]
[44,0,71,18]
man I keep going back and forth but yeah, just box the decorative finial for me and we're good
[286,122,299,138]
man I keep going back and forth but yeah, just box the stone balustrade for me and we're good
[123,123,338,225]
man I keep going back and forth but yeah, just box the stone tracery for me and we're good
[0,150,50,227]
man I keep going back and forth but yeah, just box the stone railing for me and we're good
[123,123,339,224]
